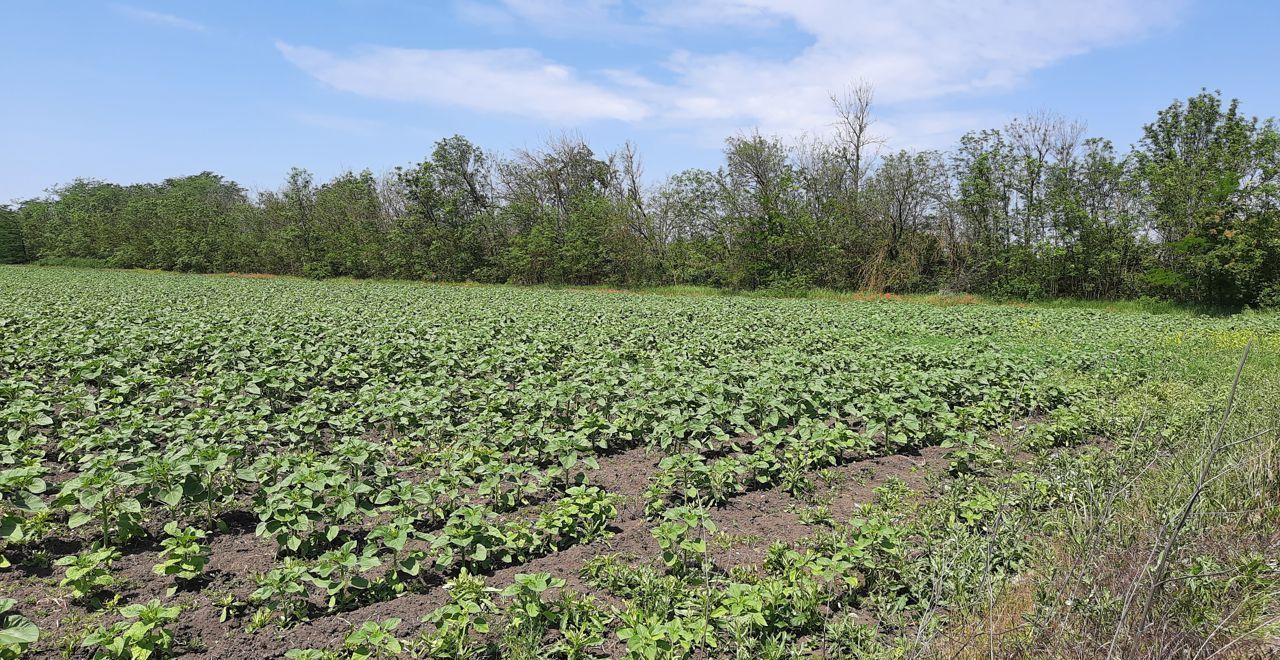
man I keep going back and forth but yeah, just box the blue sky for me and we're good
[2,0,1278,203]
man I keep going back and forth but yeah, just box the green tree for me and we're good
[0,208,26,264]
[1132,90,1280,304]
[7,91,1278,307]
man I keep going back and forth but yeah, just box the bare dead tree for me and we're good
[612,140,651,240]
[1006,111,1085,247]
[830,81,886,201]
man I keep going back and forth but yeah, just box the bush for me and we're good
[988,276,1044,301]
[756,272,814,298]
[1253,284,1280,310]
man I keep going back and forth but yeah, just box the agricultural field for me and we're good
[1,266,1278,659]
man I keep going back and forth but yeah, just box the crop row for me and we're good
[4,268,1241,657]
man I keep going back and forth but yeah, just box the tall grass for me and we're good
[938,344,1280,658]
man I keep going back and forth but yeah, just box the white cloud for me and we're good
[282,0,1186,146]
[277,41,649,123]
[877,110,1015,151]
[111,4,206,31]
[639,0,1185,137]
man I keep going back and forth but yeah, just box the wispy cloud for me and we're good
[644,0,1186,137]
[277,41,648,123]
[111,4,206,31]
[282,0,1188,145]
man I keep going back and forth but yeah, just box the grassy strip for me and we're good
[936,343,1280,658]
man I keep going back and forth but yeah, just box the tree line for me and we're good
[3,89,1279,307]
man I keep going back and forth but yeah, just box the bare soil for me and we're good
[6,440,960,658]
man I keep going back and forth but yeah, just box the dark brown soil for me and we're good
[3,439,961,658]
[706,445,951,571]
[181,448,668,657]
